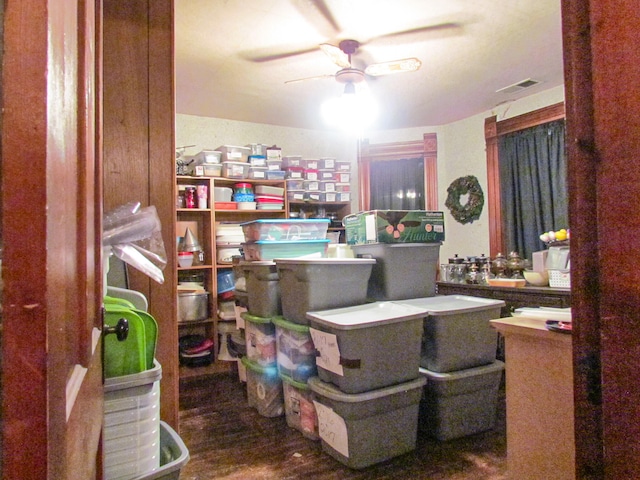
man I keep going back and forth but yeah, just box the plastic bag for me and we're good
[103,203,167,284]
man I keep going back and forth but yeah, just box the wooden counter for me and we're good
[491,317,575,480]
[436,282,571,316]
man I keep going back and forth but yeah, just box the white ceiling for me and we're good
[175,0,564,131]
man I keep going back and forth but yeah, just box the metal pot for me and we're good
[178,292,209,322]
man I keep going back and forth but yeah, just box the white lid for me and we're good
[306,301,428,330]
[394,295,505,315]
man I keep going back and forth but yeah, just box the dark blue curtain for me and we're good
[370,158,424,210]
[498,119,567,260]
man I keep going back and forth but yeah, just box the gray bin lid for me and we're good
[306,301,428,330]
[394,295,505,315]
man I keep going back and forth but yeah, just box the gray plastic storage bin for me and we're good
[418,360,504,441]
[395,295,505,372]
[241,260,281,317]
[351,243,440,300]
[306,301,429,394]
[135,421,190,480]
[308,376,426,469]
[275,258,375,324]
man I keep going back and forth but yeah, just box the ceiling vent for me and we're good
[496,78,541,95]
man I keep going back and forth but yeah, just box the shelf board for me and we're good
[177,318,215,327]
[177,208,211,213]
[215,209,287,214]
[289,201,350,206]
[178,265,214,271]
[179,360,236,380]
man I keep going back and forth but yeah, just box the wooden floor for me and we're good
[178,365,507,480]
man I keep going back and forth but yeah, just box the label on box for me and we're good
[320,158,335,169]
[193,165,204,176]
[309,328,344,376]
[314,401,349,458]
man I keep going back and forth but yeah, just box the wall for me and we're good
[176,85,565,263]
[366,85,566,263]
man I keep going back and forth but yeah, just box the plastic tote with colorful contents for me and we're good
[272,316,317,383]
[280,372,319,440]
[241,356,284,418]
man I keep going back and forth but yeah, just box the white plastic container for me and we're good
[351,243,441,300]
[104,361,162,479]
[275,258,376,325]
[306,301,429,393]
[193,149,222,165]
[395,295,505,372]
[240,261,281,318]
[241,356,284,417]
[221,161,250,179]
[308,375,426,469]
[418,361,504,441]
[216,145,250,163]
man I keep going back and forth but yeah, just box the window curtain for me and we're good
[498,119,568,260]
[369,158,424,210]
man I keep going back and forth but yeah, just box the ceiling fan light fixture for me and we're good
[364,57,422,77]
[321,82,378,132]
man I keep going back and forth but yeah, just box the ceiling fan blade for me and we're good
[319,43,351,68]
[284,73,335,85]
[364,58,422,77]
[242,45,321,63]
[292,0,341,37]
[369,22,463,43]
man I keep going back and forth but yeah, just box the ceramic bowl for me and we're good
[523,270,549,286]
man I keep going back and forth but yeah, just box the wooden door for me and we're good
[562,0,640,477]
[1,0,104,478]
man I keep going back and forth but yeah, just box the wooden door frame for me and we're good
[2,0,104,478]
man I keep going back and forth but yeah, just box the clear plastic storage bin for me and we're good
[281,373,319,440]
[241,356,284,417]
[273,316,317,382]
[241,219,330,242]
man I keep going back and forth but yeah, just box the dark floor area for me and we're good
[177,368,507,480]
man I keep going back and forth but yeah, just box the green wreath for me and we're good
[445,175,485,224]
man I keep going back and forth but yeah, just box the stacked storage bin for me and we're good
[345,210,445,301]
[396,295,506,441]
[304,302,429,469]
[104,362,162,479]
[283,156,351,203]
[273,255,376,444]
[238,219,332,419]
[239,260,283,418]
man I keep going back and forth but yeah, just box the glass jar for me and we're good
[492,252,507,278]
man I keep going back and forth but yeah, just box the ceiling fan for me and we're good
[284,39,422,85]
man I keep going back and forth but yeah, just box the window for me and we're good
[358,133,438,211]
[485,103,565,257]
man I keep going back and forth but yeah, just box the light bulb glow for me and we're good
[321,88,378,132]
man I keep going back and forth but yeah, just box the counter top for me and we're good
[490,316,572,344]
